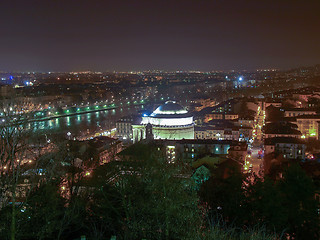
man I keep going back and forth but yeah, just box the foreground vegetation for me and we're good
[0,141,318,239]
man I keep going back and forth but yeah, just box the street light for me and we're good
[67,132,72,140]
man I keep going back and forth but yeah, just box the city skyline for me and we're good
[1,0,320,72]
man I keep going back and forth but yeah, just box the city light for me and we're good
[0,2,318,239]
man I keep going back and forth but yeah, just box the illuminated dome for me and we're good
[152,101,188,115]
[132,101,195,142]
[143,101,193,126]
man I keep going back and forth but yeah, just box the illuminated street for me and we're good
[244,103,266,175]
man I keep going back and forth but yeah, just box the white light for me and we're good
[152,108,187,115]
[239,77,243,81]
[152,101,188,115]
[141,116,193,126]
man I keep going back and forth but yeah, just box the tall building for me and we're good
[116,115,142,140]
[132,101,194,142]
[295,115,320,139]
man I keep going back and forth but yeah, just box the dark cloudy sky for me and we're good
[0,0,320,72]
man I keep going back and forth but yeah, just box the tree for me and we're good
[17,140,124,240]
[81,164,124,240]
[200,163,320,239]
[199,163,249,228]
[0,100,46,240]
[117,143,202,240]
[18,181,66,240]
[278,164,319,239]
[246,176,287,232]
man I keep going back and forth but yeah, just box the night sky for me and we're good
[0,0,320,72]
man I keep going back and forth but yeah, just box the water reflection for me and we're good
[66,117,71,126]
[31,106,144,137]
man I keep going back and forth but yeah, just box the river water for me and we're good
[28,105,146,138]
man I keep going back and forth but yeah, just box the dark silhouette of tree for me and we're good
[18,181,66,240]
[278,164,319,239]
[81,164,124,239]
[200,162,319,239]
[0,99,48,240]
[117,143,201,240]
[199,163,249,227]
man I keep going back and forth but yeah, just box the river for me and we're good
[28,105,146,139]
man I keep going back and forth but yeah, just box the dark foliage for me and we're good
[200,163,319,239]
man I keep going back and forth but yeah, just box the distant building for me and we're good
[283,108,317,117]
[0,85,14,98]
[188,96,215,112]
[264,137,305,160]
[228,143,248,163]
[239,126,254,141]
[153,139,245,162]
[70,136,122,166]
[264,122,302,139]
[265,100,282,108]
[194,126,240,141]
[116,115,142,140]
[292,92,320,102]
[237,116,255,128]
[295,115,320,139]
[204,112,238,122]
[132,101,194,143]
[88,136,123,165]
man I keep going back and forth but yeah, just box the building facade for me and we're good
[116,115,142,140]
[132,101,194,142]
[264,137,305,160]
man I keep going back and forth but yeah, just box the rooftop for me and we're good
[152,101,187,115]
[264,137,305,145]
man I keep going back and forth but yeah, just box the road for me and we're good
[246,143,264,176]
[244,103,265,176]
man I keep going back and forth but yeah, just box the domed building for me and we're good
[132,101,194,142]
